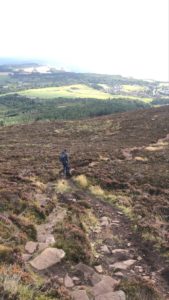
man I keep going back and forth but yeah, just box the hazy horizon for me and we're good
[0,0,168,81]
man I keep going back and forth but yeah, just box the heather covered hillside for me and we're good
[0,105,169,299]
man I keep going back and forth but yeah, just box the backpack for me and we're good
[59,152,68,164]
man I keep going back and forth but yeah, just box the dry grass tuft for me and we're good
[74,175,89,188]
[55,179,71,193]
[89,185,105,197]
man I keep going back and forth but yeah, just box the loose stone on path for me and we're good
[30,247,65,270]
[110,259,136,271]
[94,265,103,274]
[64,273,74,288]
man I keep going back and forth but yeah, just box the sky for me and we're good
[0,0,168,81]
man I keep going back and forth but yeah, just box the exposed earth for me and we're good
[0,105,169,299]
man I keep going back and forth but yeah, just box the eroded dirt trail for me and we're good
[23,177,169,300]
[69,180,169,298]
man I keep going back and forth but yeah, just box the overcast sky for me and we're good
[0,0,168,81]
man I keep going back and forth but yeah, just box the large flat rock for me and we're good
[30,247,65,270]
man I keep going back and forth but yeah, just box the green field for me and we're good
[19,84,112,99]
[122,84,146,92]
[18,84,152,102]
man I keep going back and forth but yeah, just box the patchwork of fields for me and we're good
[19,84,152,102]
[19,84,112,99]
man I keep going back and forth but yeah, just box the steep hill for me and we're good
[0,105,169,299]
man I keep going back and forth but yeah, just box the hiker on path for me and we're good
[59,149,70,177]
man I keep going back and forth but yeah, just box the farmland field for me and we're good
[19,84,152,102]
[122,84,146,92]
[19,84,112,99]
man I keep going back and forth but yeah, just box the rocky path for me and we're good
[22,177,169,300]
[69,180,169,299]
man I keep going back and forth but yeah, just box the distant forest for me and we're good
[0,94,150,126]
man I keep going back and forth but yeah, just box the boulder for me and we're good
[30,247,65,270]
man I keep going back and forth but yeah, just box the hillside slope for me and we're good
[0,106,169,299]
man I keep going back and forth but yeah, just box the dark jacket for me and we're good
[59,152,68,165]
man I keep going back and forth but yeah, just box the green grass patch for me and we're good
[18,85,152,103]
[122,84,146,92]
[19,84,112,99]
